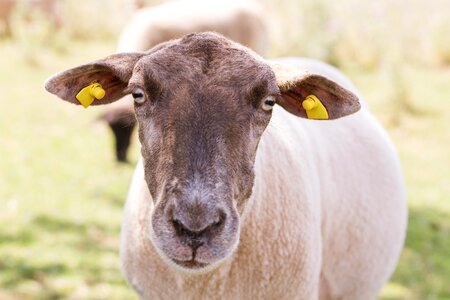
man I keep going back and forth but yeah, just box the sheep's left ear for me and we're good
[271,63,361,120]
[45,52,144,107]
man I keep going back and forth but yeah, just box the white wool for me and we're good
[119,59,407,299]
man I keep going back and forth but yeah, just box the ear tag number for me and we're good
[302,94,329,120]
[76,83,106,108]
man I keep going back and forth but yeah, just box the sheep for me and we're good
[116,0,267,55]
[45,32,407,299]
[103,0,268,162]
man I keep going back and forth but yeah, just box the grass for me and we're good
[0,32,449,300]
[0,40,138,299]
[346,65,450,299]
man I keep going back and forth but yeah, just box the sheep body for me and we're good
[120,58,407,299]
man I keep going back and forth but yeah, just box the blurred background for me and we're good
[0,0,448,299]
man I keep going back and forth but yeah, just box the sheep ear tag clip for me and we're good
[302,94,329,120]
[76,83,106,108]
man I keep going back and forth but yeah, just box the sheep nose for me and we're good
[171,213,225,251]
[172,219,206,251]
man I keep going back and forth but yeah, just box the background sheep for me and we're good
[45,32,407,299]
[102,0,268,162]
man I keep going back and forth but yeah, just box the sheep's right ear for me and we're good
[45,52,144,107]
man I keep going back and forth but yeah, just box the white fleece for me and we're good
[119,58,407,300]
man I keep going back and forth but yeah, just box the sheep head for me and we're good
[45,32,360,273]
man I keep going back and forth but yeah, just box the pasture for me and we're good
[0,0,449,299]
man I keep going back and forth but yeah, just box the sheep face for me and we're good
[44,32,360,274]
[130,35,278,272]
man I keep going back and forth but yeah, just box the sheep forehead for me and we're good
[134,32,273,89]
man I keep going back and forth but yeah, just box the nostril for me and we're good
[172,218,191,237]
[172,215,225,238]
[212,219,221,229]
[172,218,204,238]
[171,218,205,252]
[212,210,226,228]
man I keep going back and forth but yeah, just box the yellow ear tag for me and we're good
[302,94,329,120]
[75,83,106,108]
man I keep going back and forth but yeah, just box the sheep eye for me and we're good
[132,88,145,104]
[262,96,275,111]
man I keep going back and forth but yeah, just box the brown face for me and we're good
[44,32,360,274]
[127,35,279,271]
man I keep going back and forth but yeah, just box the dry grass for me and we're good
[263,0,450,68]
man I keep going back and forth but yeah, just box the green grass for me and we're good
[0,38,449,299]
[346,65,450,299]
[0,40,138,299]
